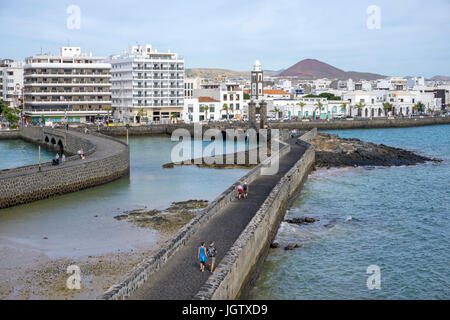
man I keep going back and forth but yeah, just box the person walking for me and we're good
[243,182,249,199]
[61,153,66,165]
[197,242,208,272]
[207,241,217,273]
[237,184,243,199]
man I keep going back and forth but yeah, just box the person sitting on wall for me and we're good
[77,148,84,159]
[52,153,60,165]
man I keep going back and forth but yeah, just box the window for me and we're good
[223,94,227,101]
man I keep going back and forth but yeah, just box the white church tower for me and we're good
[251,60,263,101]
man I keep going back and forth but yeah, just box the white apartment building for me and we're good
[193,83,244,120]
[1,59,24,109]
[108,45,184,124]
[184,96,221,122]
[23,47,111,124]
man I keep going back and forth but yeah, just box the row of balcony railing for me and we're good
[25,97,111,103]
[25,80,111,85]
[24,70,110,76]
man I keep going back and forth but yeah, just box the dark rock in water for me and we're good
[285,217,317,225]
[114,214,128,220]
[270,242,280,249]
[43,237,48,240]
[312,133,442,168]
[284,243,302,250]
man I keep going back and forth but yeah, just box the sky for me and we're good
[0,0,449,78]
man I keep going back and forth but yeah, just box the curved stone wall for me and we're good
[0,127,130,209]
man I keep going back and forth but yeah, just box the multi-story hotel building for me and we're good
[23,47,112,124]
[108,45,185,124]
[1,59,24,109]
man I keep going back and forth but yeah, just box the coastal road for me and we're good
[130,136,308,300]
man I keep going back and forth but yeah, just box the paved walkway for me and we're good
[0,129,127,179]
[130,136,307,300]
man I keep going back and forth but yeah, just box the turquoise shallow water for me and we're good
[0,136,250,258]
[0,139,54,170]
[249,125,450,300]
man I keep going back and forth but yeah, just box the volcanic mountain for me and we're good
[429,75,450,81]
[278,59,386,80]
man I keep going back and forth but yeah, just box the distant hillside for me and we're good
[429,75,450,81]
[278,59,386,80]
[186,68,250,78]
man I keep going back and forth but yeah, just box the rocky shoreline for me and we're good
[311,133,441,168]
[114,200,209,234]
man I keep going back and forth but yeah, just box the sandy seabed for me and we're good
[0,235,172,300]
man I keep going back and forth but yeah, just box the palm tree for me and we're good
[340,103,347,117]
[104,105,112,117]
[296,102,306,119]
[314,101,323,119]
[270,107,281,119]
[221,103,229,120]
[137,108,145,123]
[355,102,365,117]
[382,102,393,117]
[413,102,425,114]
[203,105,209,120]
[170,112,178,123]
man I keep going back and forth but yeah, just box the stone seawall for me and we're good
[0,130,21,139]
[271,115,450,130]
[194,130,316,300]
[98,137,292,300]
[0,127,130,209]
[99,116,449,137]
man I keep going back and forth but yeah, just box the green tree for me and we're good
[200,104,209,120]
[170,112,178,123]
[413,102,425,113]
[296,102,306,118]
[382,102,393,116]
[0,100,8,115]
[243,92,250,100]
[340,103,347,116]
[221,103,229,120]
[6,112,20,126]
[137,108,145,123]
[303,93,341,101]
[314,101,323,119]
[355,102,365,117]
[270,107,281,119]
